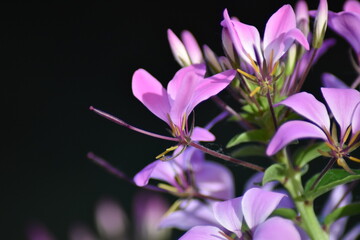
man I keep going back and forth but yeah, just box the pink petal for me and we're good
[352,103,360,134]
[189,69,236,111]
[181,30,204,64]
[322,73,349,89]
[266,120,328,156]
[132,69,171,123]
[321,88,360,138]
[253,217,301,240]
[191,127,216,142]
[344,0,360,14]
[213,197,243,238]
[328,12,360,54]
[179,226,227,240]
[159,200,218,230]
[242,188,285,229]
[133,160,161,187]
[196,161,235,200]
[278,92,330,130]
[263,5,296,48]
[167,29,191,66]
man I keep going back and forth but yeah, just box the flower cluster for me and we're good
[88,1,360,240]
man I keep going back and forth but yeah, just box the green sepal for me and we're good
[304,169,360,200]
[263,163,286,185]
[271,208,298,220]
[294,142,329,168]
[324,203,360,226]
[231,145,266,158]
[226,129,269,148]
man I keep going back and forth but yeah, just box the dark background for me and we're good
[3,1,354,239]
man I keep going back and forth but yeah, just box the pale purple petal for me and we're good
[344,0,360,14]
[159,200,218,230]
[179,226,227,240]
[266,120,328,156]
[352,103,360,134]
[328,12,360,54]
[213,197,243,238]
[189,69,236,111]
[321,87,360,138]
[167,28,191,66]
[133,160,161,187]
[181,30,204,64]
[253,217,301,240]
[322,73,349,88]
[242,188,285,229]
[263,5,296,48]
[196,161,235,200]
[191,126,216,142]
[343,223,360,240]
[132,69,171,123]
[278,92,330,130]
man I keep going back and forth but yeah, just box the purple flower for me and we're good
[221,5,309,76]
[327,0,360,57]
[134,146,234,200]
[179,188,301,240]
[132,64,236,145]
[267,88,360,172]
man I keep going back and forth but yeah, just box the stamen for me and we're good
[271,61,279,76]
[348,156,360,163]
[349,130,360,147]
[337,158,355,174]
[331,122,339,145]
[163,199,182,217]
[219,231,234,240]
[342,125,352,144]
[325,142,337,152]
[246,52,260,73]
[157,183,178,193]
[237,68,257,81]
[250,86,261,97]
[268,49,274,72]
[317,149,332,157]
[156,145,179,160]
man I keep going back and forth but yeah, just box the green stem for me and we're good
[279,150,328,240]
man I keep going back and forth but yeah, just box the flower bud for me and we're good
[312,0,328,48]
[167,29,192,67]
[203,44,222,73]
[295,0,310,37]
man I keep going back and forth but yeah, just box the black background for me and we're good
[3,1,355,239]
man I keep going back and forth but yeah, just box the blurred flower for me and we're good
[179,188,300,240]
[267,88,360,173]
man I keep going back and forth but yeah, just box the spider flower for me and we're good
[179,188,300,240]
[221,4,309,87]
[267,88,360,172]
[132,64,236,146]
[134,146,234,201]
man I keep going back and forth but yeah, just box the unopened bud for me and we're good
[312,0,328,48]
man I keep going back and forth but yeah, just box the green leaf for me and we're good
[263,163,286,185]
[231,145,266,157]
[324,203,360,226]
[294,142,329,167]
[226,129,268,148]
[271,208,298,220]
[304,169,360,200]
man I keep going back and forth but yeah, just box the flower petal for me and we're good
[132,69,171,123]
[189,69,236,111]
[253,217,301,240]
[278,91,330,130]
[343,223,360,240]
[322,73,349,89]
[196,161,235,200]
[179,226,227,240]
[321,87,360,138]
[181,30,204,64]
[263,5,296,48]
[213,197,243,238]
[191,127,216,142]
[352,103,360,134]
[160,200,218,230]
[344,0,360,14]
[242,188,285,229]
[328,12,360,54]
[266,120,328,156]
